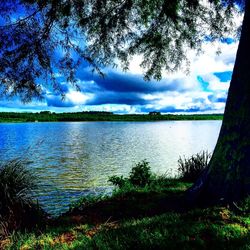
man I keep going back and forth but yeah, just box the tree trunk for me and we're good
[187,0,250,204]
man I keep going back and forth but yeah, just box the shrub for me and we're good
[129,160,151,187]
[177,151,212,182]
[108,175,126,189]
[109,160,152,188]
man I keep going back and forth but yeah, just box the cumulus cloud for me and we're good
[46,89,93,108]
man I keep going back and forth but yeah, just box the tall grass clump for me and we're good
[178,151,212,182]
[0,159,44,238]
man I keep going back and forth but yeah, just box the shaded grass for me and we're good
[4,177,250,250]
[65,179,191,224]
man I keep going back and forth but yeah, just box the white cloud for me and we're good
[121,37,238,113]
[65,90,92,105]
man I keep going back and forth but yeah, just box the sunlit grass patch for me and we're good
[6,224,92,250]
[3,160,250,250]
[84,210,250,250]
[5,201,250,249]
[108,160,192,198]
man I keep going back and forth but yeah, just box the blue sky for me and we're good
[0,11,241,114]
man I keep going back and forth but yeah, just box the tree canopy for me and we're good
[0,0,244,102]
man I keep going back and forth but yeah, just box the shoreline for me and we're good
[0,112,223,123]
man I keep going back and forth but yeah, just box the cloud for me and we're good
[0,99,49,112]
[208,92,228,103]
[86,91,149,106]
[0,33,239,113]
[197,74,230,92]
[140,105,213,113]
[49,28,239,114]
[46,89,92,108]
[77,68,194,94]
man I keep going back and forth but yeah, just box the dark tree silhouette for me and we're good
[0,0,248,203]
[188,0,250,204]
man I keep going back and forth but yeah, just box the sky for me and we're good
[0,9,242,114]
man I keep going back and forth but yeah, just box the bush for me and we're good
[108,175,126,189]
[109,160,152,188]
[177,151,212,182]
[129,160,151,187]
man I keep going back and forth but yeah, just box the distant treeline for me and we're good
[0,111,223,122]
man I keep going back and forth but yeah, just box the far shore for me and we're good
[0,112,223,123]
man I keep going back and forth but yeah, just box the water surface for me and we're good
[0,121,221,215]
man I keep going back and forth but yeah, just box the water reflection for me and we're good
[0,121,221,215]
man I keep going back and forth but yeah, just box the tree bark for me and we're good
[187,0,250,204]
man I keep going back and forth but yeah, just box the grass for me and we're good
[0,159,46,240]
[4,188,250,249]
[2,159,250,249]
[178,151,212,182]
[3,177,250,249]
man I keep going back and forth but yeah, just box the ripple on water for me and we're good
[0,121,221,215]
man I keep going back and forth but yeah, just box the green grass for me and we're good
[178,151,212,182]
[0,160,45,240]
[2,161,250,249]
[3,178,250,250]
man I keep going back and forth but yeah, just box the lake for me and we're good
[0,121,221,215]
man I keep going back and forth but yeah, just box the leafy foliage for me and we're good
[0,0,243,101]
[129,160,152,187]
[178,151,212,181]
[108,175,126,189]
[109,160,152,188]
